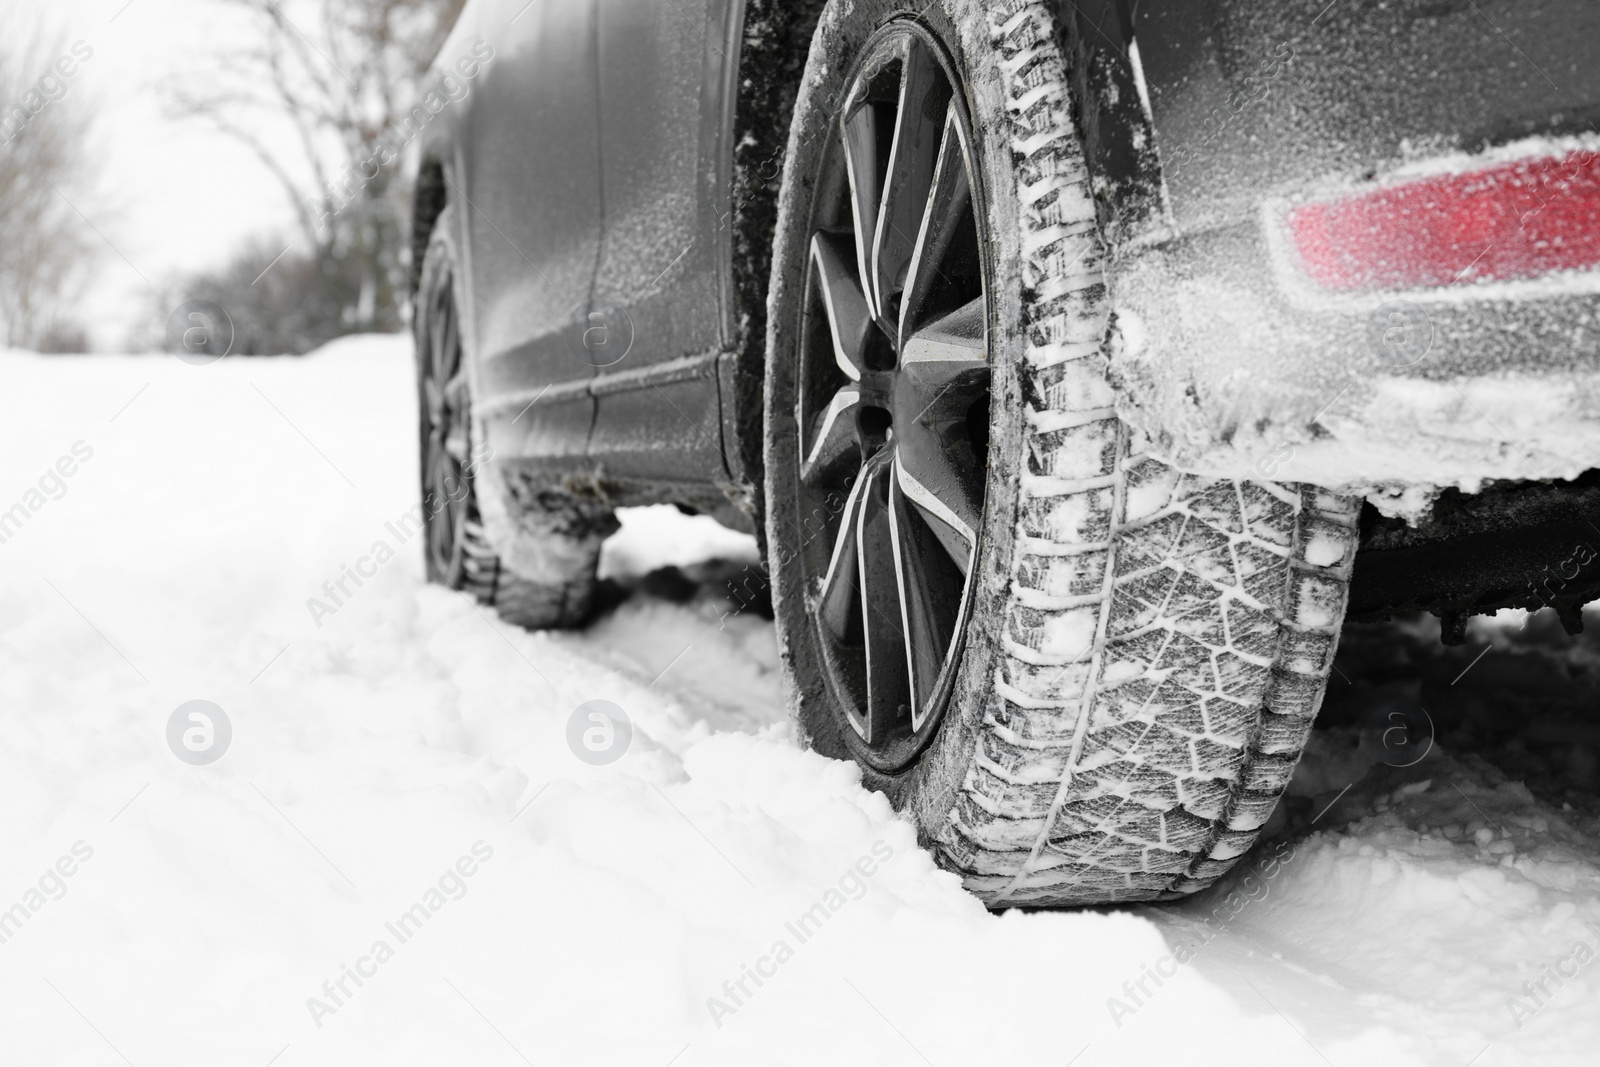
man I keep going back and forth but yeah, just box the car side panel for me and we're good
[436,0,604,469]
[592,0,733,356]
[581,0,741,494]
[420,0,744,500]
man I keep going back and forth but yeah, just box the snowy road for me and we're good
[2,337,1598,1066]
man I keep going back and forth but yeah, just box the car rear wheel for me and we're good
[415,205,608,628]
[763,0,1360,906]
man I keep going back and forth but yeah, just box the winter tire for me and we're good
[763,0,1360,906]
[415,205,609,628]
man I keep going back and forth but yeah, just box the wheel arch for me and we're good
[721,0,1151,541]
[724,0,832,543]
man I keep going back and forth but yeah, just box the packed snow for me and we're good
[1,335,1597,1066]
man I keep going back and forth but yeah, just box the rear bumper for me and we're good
[1107,147,1600,512]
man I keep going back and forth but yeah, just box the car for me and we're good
[408,0,1600,907]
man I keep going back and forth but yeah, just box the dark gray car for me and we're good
[409,0,1600,907]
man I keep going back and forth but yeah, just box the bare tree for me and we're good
[0,12,98,351]
[169,0,465,335]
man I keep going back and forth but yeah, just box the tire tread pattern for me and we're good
[927,1,1360,906]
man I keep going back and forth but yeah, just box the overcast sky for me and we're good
[14,0,306,349]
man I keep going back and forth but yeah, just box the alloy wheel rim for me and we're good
[795,20,990,768]
[422,270,471,586]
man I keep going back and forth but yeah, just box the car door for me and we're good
[584,0,740,489]
[457,0,604,471]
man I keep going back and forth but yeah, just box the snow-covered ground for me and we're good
[1,335,1597,1066]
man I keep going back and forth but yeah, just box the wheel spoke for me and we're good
[444,422,469,463]
[809,233,871,382]
[888,465,957,725]
[423,374,444,430]
[894,451,977,577]
[840,99,883,322]
[871,35,946,333]
[890,295,987,569]
[855,462,908,743]
[801,385,860,485]
[898,105,973,341]
[430,286,458,385]
[441,373,470,461]
[817,471,869,642]
[897,297,990,426]
[901,295,987,368]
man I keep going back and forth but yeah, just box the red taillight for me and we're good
[1285,149,1600,292]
